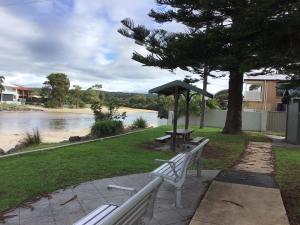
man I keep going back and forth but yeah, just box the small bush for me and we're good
[132,117,148,129]
[91,120,124,137]
[20,129,42,147]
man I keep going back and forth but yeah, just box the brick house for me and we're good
[243,75,288,112]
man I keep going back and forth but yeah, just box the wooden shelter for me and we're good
[149,80,213,151]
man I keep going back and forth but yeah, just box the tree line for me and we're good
[34,73,228,118]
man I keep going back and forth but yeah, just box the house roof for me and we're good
[149,80,213,98]
[244,74,289,81]
[15,85,32,91]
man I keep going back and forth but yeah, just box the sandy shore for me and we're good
[27,106,156,114]
[0,128,91,153]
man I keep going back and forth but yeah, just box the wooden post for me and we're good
[172,87,179,152]
[185,91,190,130]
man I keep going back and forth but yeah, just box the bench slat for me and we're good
[153,153,185,174]
[74,205,118,225]
[155,135,171,142]
[162,157,185,177]
[152,154,187,180]
[99,177,163,225]
[190,137,204,144]
[113,195,151,225]
[153,154,185,178]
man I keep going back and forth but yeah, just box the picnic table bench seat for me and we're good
[155,135,171,143]
[189,136,205,145]
[151,139,209,208]
[73,177,163,225]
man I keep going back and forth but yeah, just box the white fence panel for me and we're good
[168,110,268,132]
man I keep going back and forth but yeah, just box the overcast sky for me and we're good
[0,0,228,93]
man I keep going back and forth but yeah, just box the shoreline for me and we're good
[0,128,91,153]
[26,106,156,114]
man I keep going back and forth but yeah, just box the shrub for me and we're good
[20,129,41,147]
[91,120,124,137]
[132,117,148,129]
[91,101,126,122]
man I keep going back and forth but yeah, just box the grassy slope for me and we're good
[0,126,267,213]
[275,147,300,225]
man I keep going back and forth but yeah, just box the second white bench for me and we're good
[151,139,209,208]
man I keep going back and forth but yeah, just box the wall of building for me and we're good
[0,85,19,104]
[243,80,283,111]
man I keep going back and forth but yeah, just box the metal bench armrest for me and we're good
[154,159,179,178]
[107,185,137,196]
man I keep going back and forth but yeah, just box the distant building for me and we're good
[15,85,32,102]
[243,75,288,112]
[0,83,19,104]
[0,83,33,104]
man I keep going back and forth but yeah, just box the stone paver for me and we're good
[1,170,219,225]
[233,142,274,174]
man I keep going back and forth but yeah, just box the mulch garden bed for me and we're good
[281,185,300,225]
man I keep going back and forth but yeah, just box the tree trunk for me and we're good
[200,69,208,128]
[222,71,244,134]
[185,91,190,130]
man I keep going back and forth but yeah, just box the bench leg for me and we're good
[197,158,203,177]
[175,188,183,208]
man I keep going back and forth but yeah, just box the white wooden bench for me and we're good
[73,177,163,225]
[151,139,209,208]
[189,136,205,145]
[155,135,171,143]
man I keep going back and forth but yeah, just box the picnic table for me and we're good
[165,129,194,143]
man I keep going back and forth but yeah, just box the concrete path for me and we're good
[189,142,290,225]
[0,170,219,225]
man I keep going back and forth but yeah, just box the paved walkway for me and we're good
[0,170,219,225]
[189,142,290,225]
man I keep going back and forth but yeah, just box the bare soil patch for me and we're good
[281,185,300,225]
[202,144,227,160]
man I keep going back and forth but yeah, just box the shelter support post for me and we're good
[172,87,179,152]
[185,91,190,130]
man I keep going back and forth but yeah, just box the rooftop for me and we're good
[149,80,213,98]
[244,74,289,81]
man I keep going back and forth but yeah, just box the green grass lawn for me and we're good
[275,147,300,225]
[0,126,267,213]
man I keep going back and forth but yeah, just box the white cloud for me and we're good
[0,0,227,94]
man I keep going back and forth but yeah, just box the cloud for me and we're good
[0,0,227,94]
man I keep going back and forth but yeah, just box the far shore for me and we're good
[26,105,156,114]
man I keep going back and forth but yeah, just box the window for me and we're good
[244,83,263,101]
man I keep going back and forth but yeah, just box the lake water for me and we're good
[0,111,165,135]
